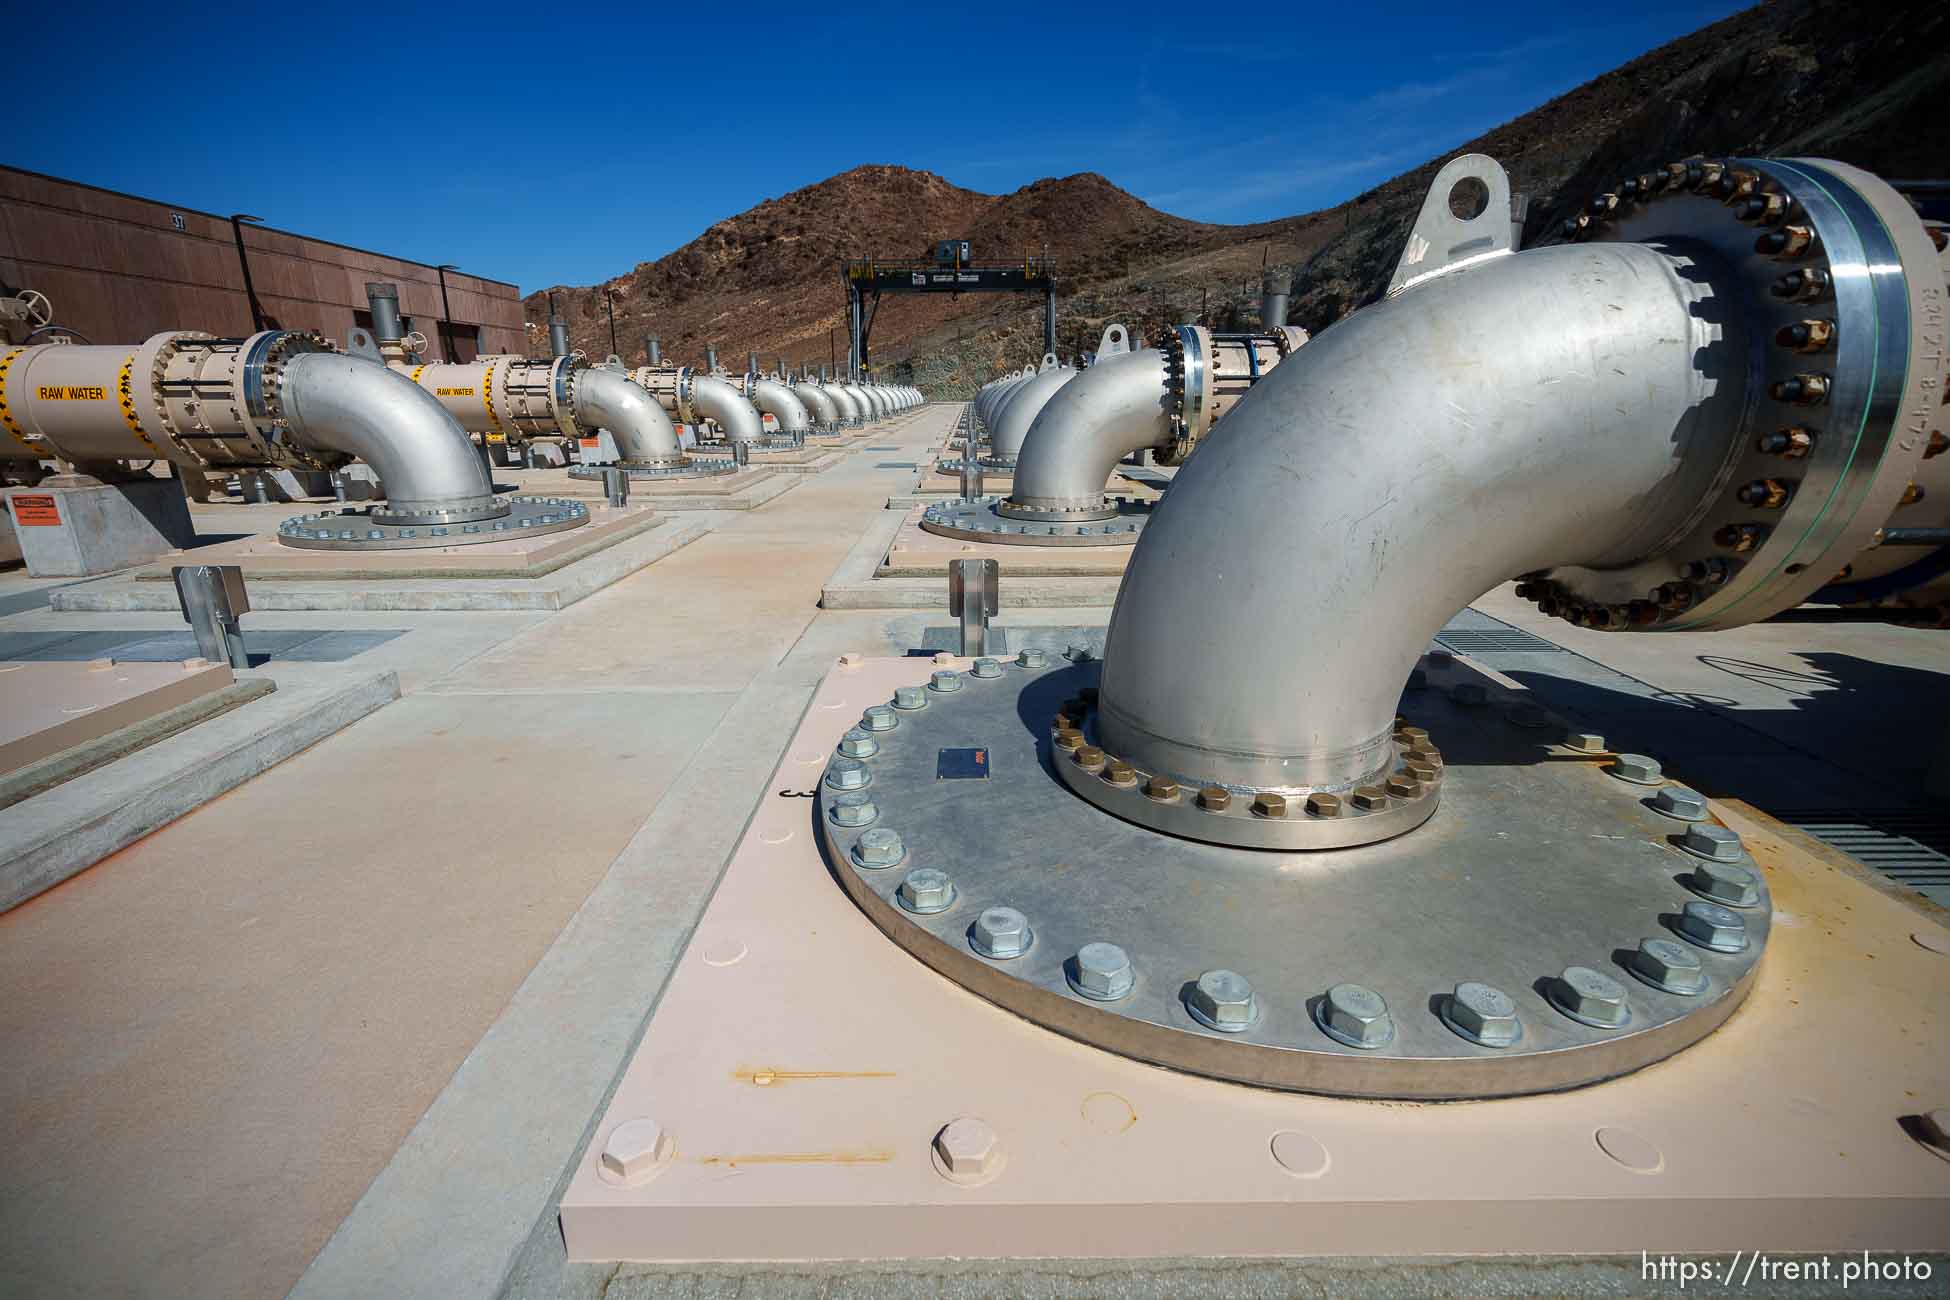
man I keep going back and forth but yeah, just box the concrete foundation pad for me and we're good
[543,468,801,512]
[883,505,1140,575]
[0,656,233,776]
[560,656,1950,1265]
[50,517,713,612]
[690,448,845,474]
[0,670,398,911]
[821,512,1124,609]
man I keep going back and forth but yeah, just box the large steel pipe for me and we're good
[986,364,1075,464]
[689,374,762,443]
[572,365,684,466]
[752,378,812,435]
[825,383,863,426]
[1006,349,1169,516]
[792,380,841,430]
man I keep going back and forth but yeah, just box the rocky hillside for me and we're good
[529,0,1948,395]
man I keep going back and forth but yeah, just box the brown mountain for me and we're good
[528,0,1948,395]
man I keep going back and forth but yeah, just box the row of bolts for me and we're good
[823,659,1764,1048]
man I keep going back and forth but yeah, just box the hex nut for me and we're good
[1443,981,1522,1047]
[852,827,906,868]
[828,791,877,827]
[1144,774,1180,801]
[1066,643,1095,662]
[1451,683,1488,706]
[1186,969,1260,1032]
[824,757,870,791]
[837,727,879,759]
[1351,785,1388,810]
[861,704,898,733]
[1689,858,1762,908]
[970,657,1003,678]
[970,906,1032,958]
[1318,982,1395,1048]
[893,684,929,711]
[930,670,962,693]
[1406,745,1444,768]
[1550,965,1631,1028]
[1628,936,1707,995]
[897,867,955,913]
[1306,791,1343,817]
[1405,761,1442,783]
[600,1117,674,1184]
[1653,785,1709,820]
[1067,941,1135,1001]
[1564,732,1608,753]
[1196,785,1232,812]
[1103,758,1137,786]
[1676,899,1749,952]
[1054,728,1084,752]
[1252,792,1288,818]
[1016,648,1047,668]
[1396,725,1430,748]
[1073,744,1105,771]
[1680,822,1745,863]
[932,1117,1004,1185]
[1609,753,1663,784]
[1384,774,1420,799]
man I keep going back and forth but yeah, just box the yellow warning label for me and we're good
[435,386,475,397]
[36,385,107,401]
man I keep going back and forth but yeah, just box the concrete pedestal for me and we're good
[3,477,194,577]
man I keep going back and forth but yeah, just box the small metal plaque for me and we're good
[936,747,989,780]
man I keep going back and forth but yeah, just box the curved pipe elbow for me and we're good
[752,379,811,432]
[989,366,1075,461]
[1008,350,1169,512]
[793,382,840,428]
[1097,241,1739,794]
[825,385,862,424]
[281,352,500,522]
[689,374,763,443]
[574,366,683,464]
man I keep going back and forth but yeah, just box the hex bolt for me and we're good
[1652,785,1708,820]
[1103,758,1136,786]
[1197,785,1232,812]
[1405,761,1442,784]
[1066,643,1095,662]
[1053,728,1085,753]
[1549,965,1631,1028]
[852,827,905,868]
[1395,725,1429,748]
[1186,969,1260,1032]
[930,670,962,693]
[932,1117,1004,1185]
[1144,774,1180,801]
[1350,785,1388,810]
[970,657,1003,679]
[1564,732,1608,754]
[1680,822,1745,863]
[970,906,1033,958]
[1252,792,1288,818]
[1016,648,1047,668]
[1608,753,1663,785]
[1406,745,1443,768]
[1073,744,1106,771]
[893,684,929,711]
[1306,791,1343,818]
[837,727,879,759]
[1067,941,1135,1001]
[1689,857,1763,908]
[1384,774,1420,799]
[1676,899,1750,952]
[1318,982,1396,1048]
[861,704,898,732]
[828,791,878,827]
[1628,936,1707,995]
[600,1117,674,1183]
[824,757,870,791]
[1442,981,1523,1047]
[1451,683,1488,706]
[897,867,955,913]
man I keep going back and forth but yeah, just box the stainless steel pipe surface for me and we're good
[1007,349,1170,514]
[574,365,684,465]
[791,381,840,429]
[752,378,812,433]
[688,374,762,443]
[1097,241,1742,793]
[280,352,504,524]
[824,383,863,425]
[987,365,1075,462]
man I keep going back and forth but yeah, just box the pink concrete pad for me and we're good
[0,658,231,775]
[561,655,1950,1264]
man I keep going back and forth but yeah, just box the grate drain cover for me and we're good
[1436,629,1568,654]
[1776,810,1950,905]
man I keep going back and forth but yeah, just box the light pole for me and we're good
[604,288,619,359]
[228,214,269,332]
[435,264,459,361]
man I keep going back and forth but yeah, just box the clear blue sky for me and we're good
[9,0,1749,294]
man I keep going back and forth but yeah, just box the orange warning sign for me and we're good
[579,437,600,448]
[9,493,60,526]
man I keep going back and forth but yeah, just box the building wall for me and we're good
[0,167,525,357]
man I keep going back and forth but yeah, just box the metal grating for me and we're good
[866,445,900,451]
[874,462,919,469]
[1775,809,1950,905]
[1435,628,1568,654]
